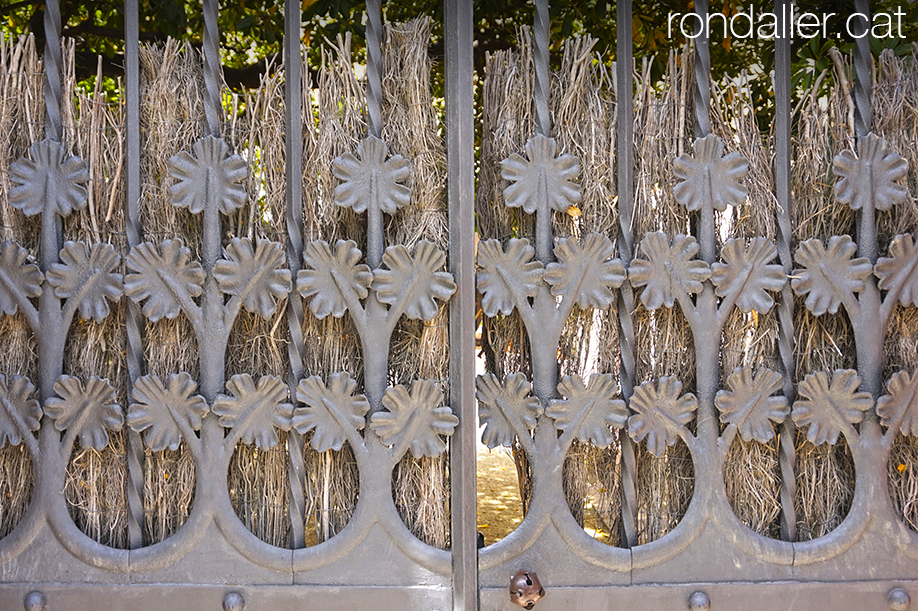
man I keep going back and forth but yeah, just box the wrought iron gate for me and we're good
[0,0,916,609]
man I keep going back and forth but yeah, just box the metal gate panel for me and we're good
[0,0,916,608]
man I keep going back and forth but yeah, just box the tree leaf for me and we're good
[0,374,41,447]
[332,136,411,214]
[476,238,543,317]
[0,241,42,316]
[877,370,918,437]
[672,134,748,212]
[627,377,697,456]
[875,234,918,307]
[501,135,581,214]
[292,372,369,453]
[715,367,789,443]
[44,376,122,451]
[711,237,785,314]
[791,236,872,316]
[8,139,89,218]
[213,237,291,317]
[475,372,543,449]
[628,232,711,310]
[792,370,873,445]
[833,133,909,212]
[168,135,247,215]
[297,239,372,318]
[213,374,293,449]
[544,234,625,309]
[546,374,627,448]
[370,380,459,458]
[46,241,123,321]
[372,241,456,321]
[127,373,208,451]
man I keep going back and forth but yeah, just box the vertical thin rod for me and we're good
[284,0,308,550]
[42,0,63,143]
[852,0,872,140]
[202,0,222,138]
[364,0,384,269]
[124,0,146,550]
[692,0,712,139]
[533,0,551,138]
[773,0,797,543]
[615,0,639,549]
[532,0,553,264]
[445,2,478,608]
[365,0,384,139]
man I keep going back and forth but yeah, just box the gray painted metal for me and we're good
[0,0,916,608]
[445,0,479,609]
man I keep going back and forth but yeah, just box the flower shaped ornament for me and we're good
[168,136,248,215]
[332,136,411,215]
[9,139,89,218]
[501,135,581,215]
[833,133,909,212]
[673,134,748,212]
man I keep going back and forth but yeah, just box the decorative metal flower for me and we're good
[710,237,785,314]
[544,234,626,310]
[46,241,123,322]
[476,238,544,317]
[127,373,209,452]
[876,234,918,308]
[501,135,581,214]
[876,371,918,437]
[297,240,373,319]
[833,133,909,212]
[372,241,457,321]
[8,139,89,217]
[124,239,206,322]
[672,134,748,212]
[714,367,789,443]
[213,374,294,449]
[791,236,872,316]
[792,370,873,445]
[0,241,43,316]
[475,372,543,449]
[546,374,628,448]
[0,374,41,447]
[44,376,122,451]
[627,377,697,457]
[213,237,291,318]
[167,135,248,215]
[370,380,459,458]
[629,232,711,310]
[293,372,370,453]
[332,136,411,215]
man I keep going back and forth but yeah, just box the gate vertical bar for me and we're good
[773,0,797,543]
[445,0,478,608]
[124,0,147,549]
[615,0,639,549]
[364,0,384,270]
[284,0,308,550]
[692,0,712,140]
[532,0,554,265]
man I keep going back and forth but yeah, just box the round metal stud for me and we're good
[688,590,711,611]
[223,592,245,611]
[888,588,911,611]
[24,591,46,611]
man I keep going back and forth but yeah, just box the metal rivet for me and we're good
[889,588,911,611]
[689,591,711,611]
[223,592,245,611]
[24,591,46,611]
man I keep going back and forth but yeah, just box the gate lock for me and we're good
[510,571,545,609]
